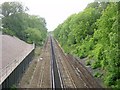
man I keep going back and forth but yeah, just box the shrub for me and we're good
[85,60,91,66]
[91,61,101,69]
[93,72,102,78]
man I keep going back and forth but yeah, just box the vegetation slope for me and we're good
[54,2,119,88]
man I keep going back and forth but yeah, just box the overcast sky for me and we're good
[0,0,94,31]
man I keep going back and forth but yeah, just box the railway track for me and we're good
[28,36,51,88]
[67,55,102,88]
[50,36,62,88]
[53,37,102,88]
[20,35,102,89]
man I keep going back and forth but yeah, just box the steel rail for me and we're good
[50,36,62,89]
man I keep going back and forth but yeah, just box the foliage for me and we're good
[53,2,119,88]
[91,61,101,69]
[85,60,91,66]
[93,72,102,78]
[2,28,16,36]
[25,28,43,45]
[1,2,47,46]
[2,2,26,17]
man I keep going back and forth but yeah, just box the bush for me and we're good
[25,28,43,46]
[3,28,16,36]
[104,74,115,86]
[93,72,102,78]
[85,60,91,66]
[91,61,101,69]
[114,79,120,88]
[104,72,119,87]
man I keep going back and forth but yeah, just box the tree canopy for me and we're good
[53,2,119,88]
[1,2,47,46]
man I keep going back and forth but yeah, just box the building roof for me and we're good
[0,35,34,69]
[0,34,34,84]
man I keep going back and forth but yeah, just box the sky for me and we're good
[0,0,94,31]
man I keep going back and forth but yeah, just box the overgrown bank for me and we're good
[53,2,119,88]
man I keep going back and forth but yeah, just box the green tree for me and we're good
[2,2,26,17]
[54,2,119,88]
[1,2,47,46]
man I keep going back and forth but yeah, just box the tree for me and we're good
[2,2,26,17]
[54,1,119,88]
[1,2,47,46]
